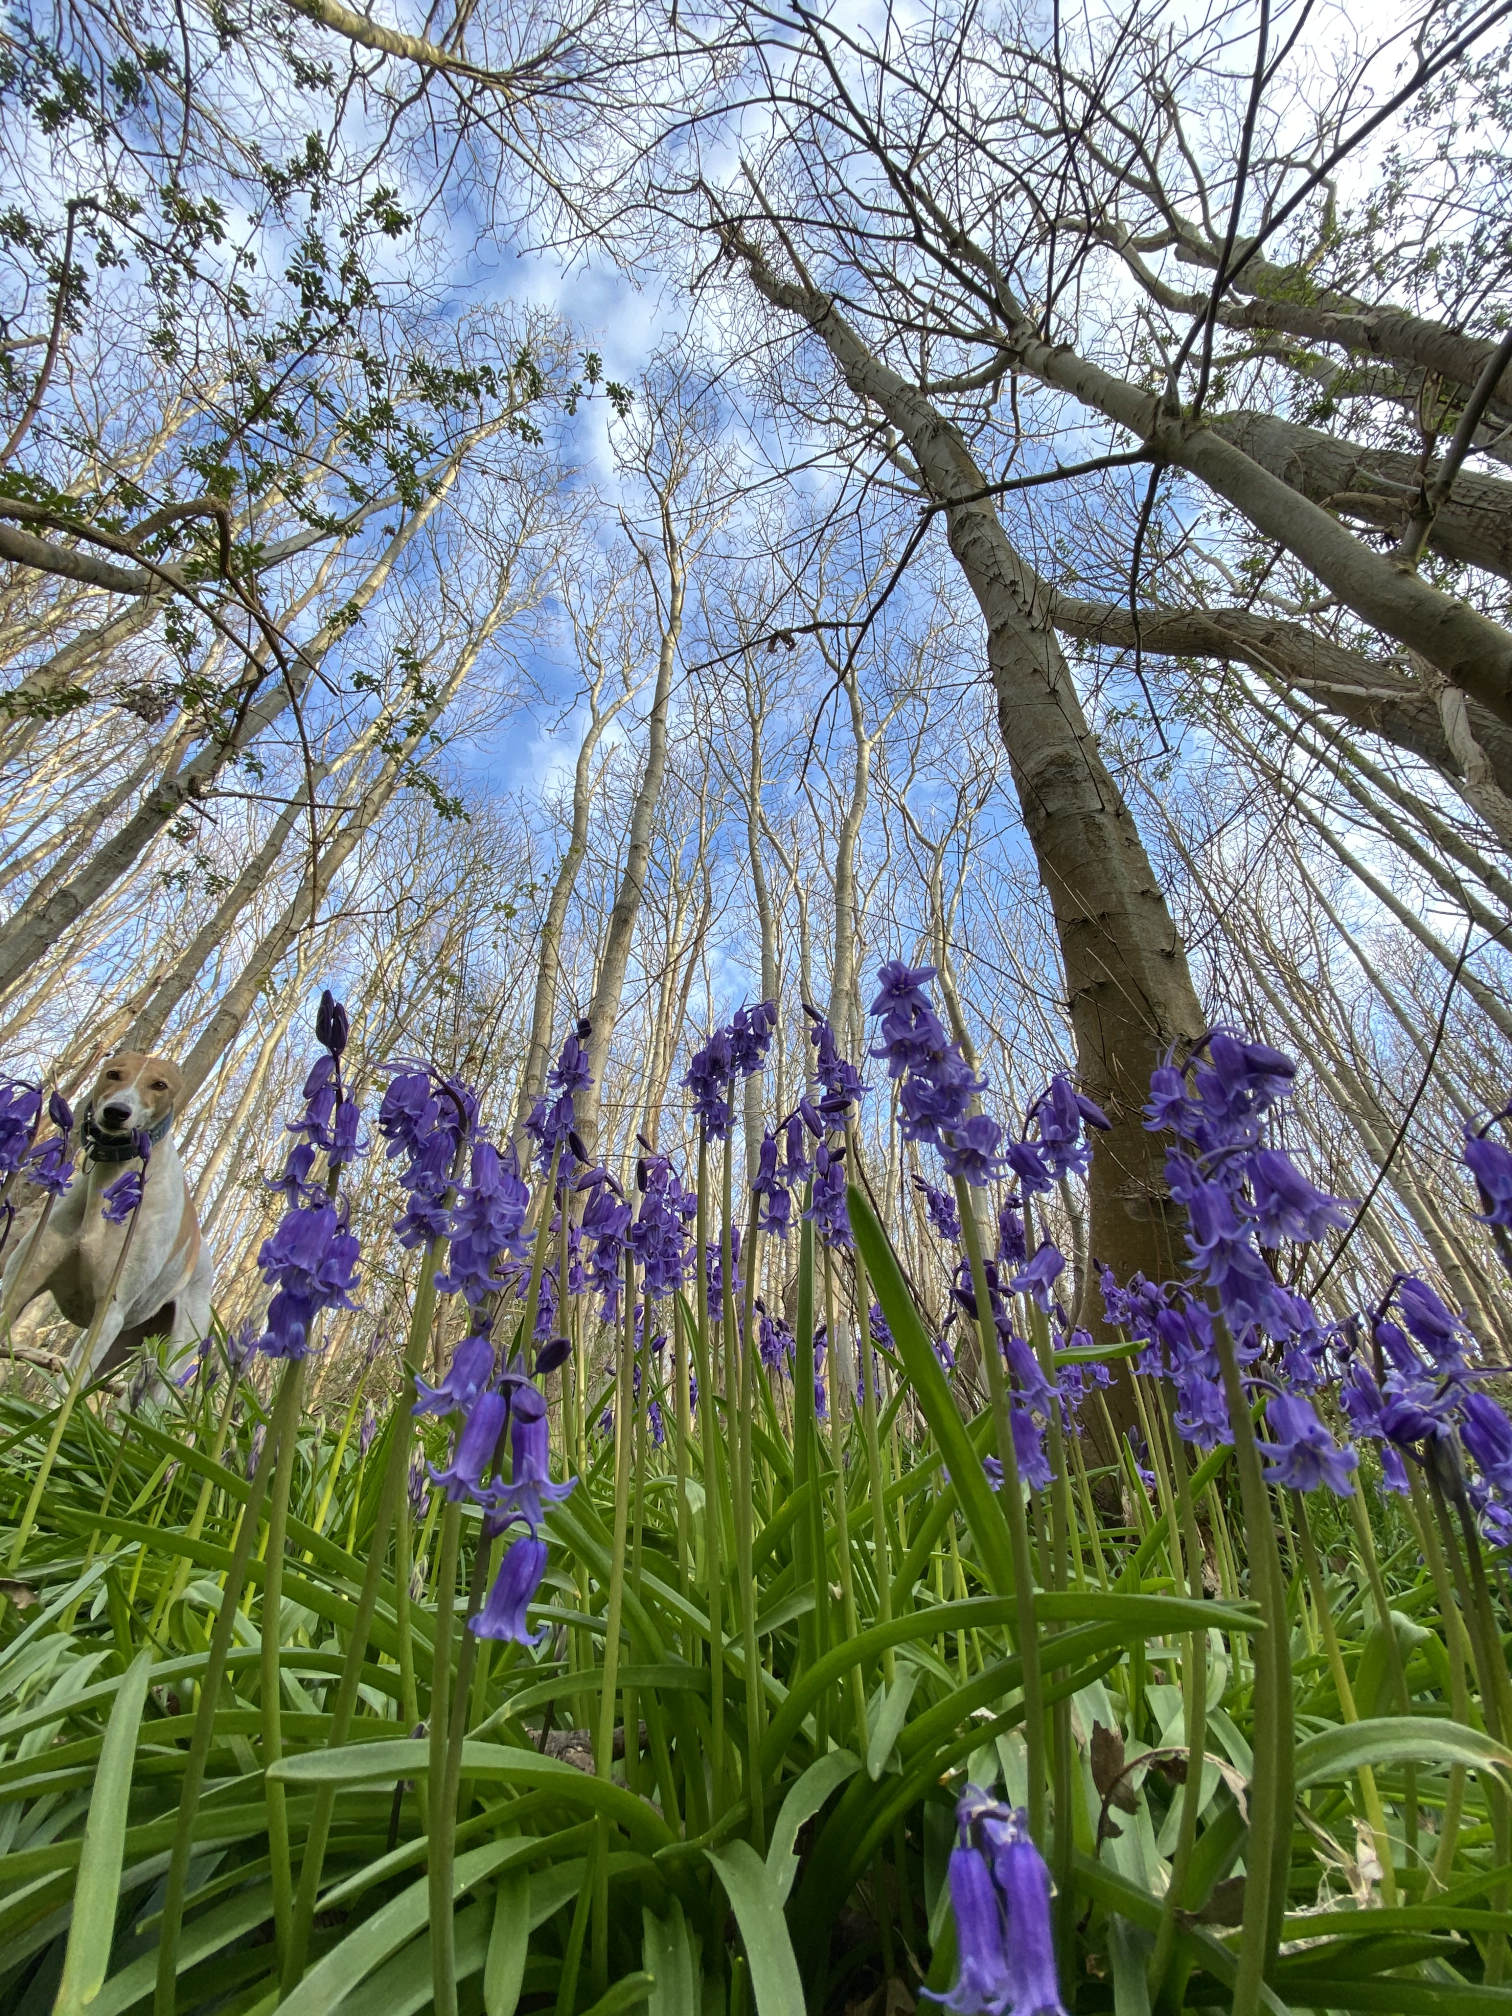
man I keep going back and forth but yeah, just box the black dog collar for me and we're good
[81,1105,173,1166]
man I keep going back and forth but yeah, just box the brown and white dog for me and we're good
[1,1052,213,1393]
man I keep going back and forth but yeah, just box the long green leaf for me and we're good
[53,1647,151,2015]
[275,1838,531,2016]
[705,1841,805,2016]
[268,1740,675,1852]
[1293,1716,1512,1790]
[766,1750,861,1903]
[849,1183,1017,1595]
[484,1866,530,2016]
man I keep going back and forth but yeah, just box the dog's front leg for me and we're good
[70,1300,127,1386]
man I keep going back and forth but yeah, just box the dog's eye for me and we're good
[104,1071,120,1081]
[151,1080,167,1091]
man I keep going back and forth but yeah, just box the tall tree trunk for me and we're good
[512,675,624,1143]
[732,237,1205,1439]
[576,528,686,1151]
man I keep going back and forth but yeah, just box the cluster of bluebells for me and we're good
[526,1019,592,1180]
[683,1001,777,1139]
[1103,1033,1512,1525]
[629,1143,696,1296]
[424,1337,576,1644]
[379,1056,480,1248]
[1339,1265,1512,1545]
[100,1130,153,1226]
[791,1006,869,1251]
[1465,1112,1512,1278]
[927,1787,1066,2016]
[869,961,1003,1184]
[868,964,1110,1488]
[0,1080,76,1254]
[1099,1031,1359,1491]
[254,993,363,1359]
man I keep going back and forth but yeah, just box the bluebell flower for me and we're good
[783,1112,814,1184]
[469,1535,548,1644]
[684,1025,736,1138]
[315,989,349,1058]
[1245,1148,1350,1248]
[729,1000,777,1078]
[869,959,939,1017]
[1002,1139,1054,1197]
[926,1789,1066,2016]
[1194,1030,1296,1135]
[1395,1277,1470,1374]
[328,1095,367,1167]
[490,1388,574,1533]
[806,1143,852,1251]
[808,1010,870,1119]
[581,1175,632,1321]
[648,1399,665,1446]
[1464,1125,1512,1228]
[378,1069,442,1163]
[1258,1392,1357,1495]
[414,1332,495,1416]
[101,1131,152,1225]
[0,1078,42,1178]
[549,1023,593,1098]
[358,1406,377,1456]
[996,1199,1026,1267]
[912,1174,961,1241]
[938,1112,1009,1186]
[254,1194,361,1359]
[1011,1405,1054,1491]
[871,998,953,1080]
[758,1307,794,1374]
[1171,1361,1234,1451]
[430,1389,507,1502]
[23,1090,74,1196]
[434,1141,532,1306]
[1030,1077,1107,1181]
[1459,1391,1512,1496]
[1008,1242,1065,1314]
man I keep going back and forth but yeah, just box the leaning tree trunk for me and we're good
[575,534,686,1153]
[733,234,1205,1445]
[512,677,623,1145]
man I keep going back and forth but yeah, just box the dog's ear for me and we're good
[146,1058,184,1107]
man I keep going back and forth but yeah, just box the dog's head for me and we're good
[88,1052,183,1138]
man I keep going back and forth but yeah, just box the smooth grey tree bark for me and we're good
[729,226,1205,1430]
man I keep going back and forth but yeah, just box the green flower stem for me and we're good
[1147,1387,1210,2006]
[1404,1477,1471,1890]
[727,1138,766,1850]
[693,1129,728,1811]
[312,1378,365,1536]
[848,1137,894,1692]
[1430,1476,1512,1985]
[821,1241,868,1747]
[1024,1279,1073,1965]
[592,1247,639,1994]
[952,1173,1046,1840]
[9,1183,147,1571]
[153,1354,302,2016]
[1211,1323,1292,2015]
[152,1373,242,1632]
[285,1372,421,1985]
[1293,1493,1398,1905]
[428,1496,465,2016]
[261,1354,307,1971]
[1346,1487,1417,1866]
